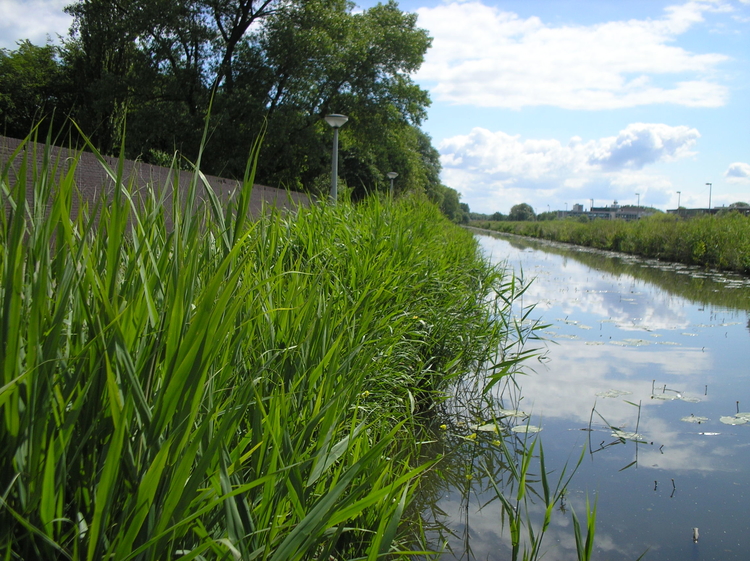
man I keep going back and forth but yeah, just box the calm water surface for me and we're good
[419,232,750,561]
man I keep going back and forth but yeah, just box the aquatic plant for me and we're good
[0,129,512,559]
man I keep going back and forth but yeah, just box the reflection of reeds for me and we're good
[473,213,750,276]
[472,223,750,310]
[407,353,600,560]
[1,128,511,559]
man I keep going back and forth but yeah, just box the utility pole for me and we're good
[706,183,712,210]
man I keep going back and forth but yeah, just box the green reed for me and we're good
[473,212,750,275]
[0,129,520,560]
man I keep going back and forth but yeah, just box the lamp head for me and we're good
[324,114,349,128]
[386,172,398,179]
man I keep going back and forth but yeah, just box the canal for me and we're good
[417,231,750,561]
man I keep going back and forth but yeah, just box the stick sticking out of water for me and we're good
[692,528,699,543]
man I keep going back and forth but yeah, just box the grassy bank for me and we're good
[1,137,522,560]
[473,212,750,275]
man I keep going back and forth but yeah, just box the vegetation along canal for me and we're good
[417,231,750,561]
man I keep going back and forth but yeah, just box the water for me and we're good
[418,232,750,561]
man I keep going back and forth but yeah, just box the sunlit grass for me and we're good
[1,130,522,559]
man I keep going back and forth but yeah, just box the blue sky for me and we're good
[2,0,749,214]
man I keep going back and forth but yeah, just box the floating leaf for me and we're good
[719,416,749,426]
[596,389,632,398]
[498,408,527,418]
[623,338,650,346]
[681,415,709,424]
[511,425,542,434]
[470,423,500,433]
[651,394,677,401]
[611,430,643,441]
[678,396,701,403]
[735,412,750,421]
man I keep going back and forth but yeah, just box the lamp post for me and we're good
[706,182,712,210]
[324,114,348,203]
[636,192,640,209]
[676,191,681,209]
[387,172,398,197]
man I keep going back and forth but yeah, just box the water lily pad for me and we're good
[735,412,750,421]
[596,389,632,398]
[511,425,542,434]
[678,396,701,403]
[719,416,749,426]
[498,408,527,418]
[623,338,650,346]
[471,423,500,433]
[611,429,643,441]
[586,341,605,345]
[681,415,709,424]
[651,394,677,401]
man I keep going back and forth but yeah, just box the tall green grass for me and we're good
[473,213,750,275]
[1,133,520,559]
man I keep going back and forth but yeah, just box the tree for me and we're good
[536,211,556,221]
[509,203,536,221]
[0,41,73,138]
[60,0,435,198]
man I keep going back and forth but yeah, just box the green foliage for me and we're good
[0,134,515,559]
[475,212,750,274]
[46,0,436,200]
[0,41,73,137]
[509,203,536,222]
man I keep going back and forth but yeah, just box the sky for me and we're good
[1,0,749,214]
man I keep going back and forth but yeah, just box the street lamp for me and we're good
[676,191,681,209]
[636,192,640,209]
[324,114,348,203]
[706,182,712,210]
[386,171,398,197]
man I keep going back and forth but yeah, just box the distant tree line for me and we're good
[0,0,467,218]
[471,201,750,225]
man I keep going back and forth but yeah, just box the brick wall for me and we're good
[1,135,311,228]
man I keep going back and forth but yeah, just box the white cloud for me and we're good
[416,1,730,109]
[440,123,699,204]
[588,123,700,170]
[724,162,750,183]
[439,123,700,212]
[0,1,72,50]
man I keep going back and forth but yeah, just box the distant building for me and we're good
[589,200,652,221]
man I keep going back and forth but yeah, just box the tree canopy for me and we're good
[0,0,473,212]
[509,203,536,221]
